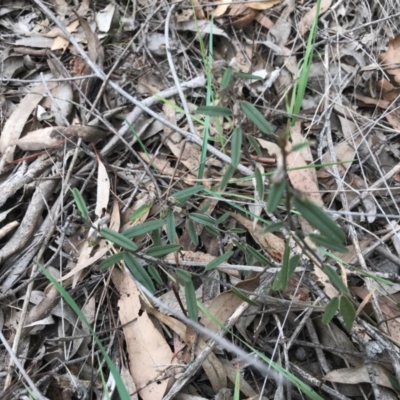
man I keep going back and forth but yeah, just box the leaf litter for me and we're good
[2,0,400,399]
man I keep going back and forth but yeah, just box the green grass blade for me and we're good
[99,252,125,270]
[122,219,165,239]
[146,244,181,257]
[101,228,138,252]
[322,296,339,325]
[124,252,155,294]
[339,295,356,331]
[166,210,176,243]
[240,101,273,135]
[196,105,232,117]
[205,251,234,271]
[322,265,349,295]
[267,179,286,212]
[38,265,131,400]
[230,127,242,168]
[72,188,88,219]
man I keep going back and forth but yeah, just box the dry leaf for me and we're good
[378,35,400,85]
[229,212,285,261]
[246,0,281,10]
[95,158,110,217]
[112,268,174,400]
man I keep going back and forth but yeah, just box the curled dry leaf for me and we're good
[378,34,400,85]
[16,125,108,151]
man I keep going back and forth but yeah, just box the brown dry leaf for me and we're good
[220,358,257,397]
[213,0,232,17]
[299,0,332,35]
[378,35,400,85]
[323,365,392,388]
[0,82,57,163]
[16,126,108,151]
[112,268,174,400]
[354,93,390,109]
[228,4,258,29]
[229,212,285,261]
[246,0,281,10]
[200,276,260,334]
[95,158,110,217]
[376,78,400,102]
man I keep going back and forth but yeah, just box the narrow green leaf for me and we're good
[219,164,235,191]
[196,105,232,117]
[231,228,247,234]
[322,297,339,325]
[38,265,131,400]
[176,268,192,283]
[152,228,162,246]
[231,287,258,306]
[189,213,217,227]
[240,101,273,135]
[129,204,151,221]
[246,245,274,267]
[146,244,181,257]
[289,254,301,276]
[100,228,138,252]
[188,220,199,247]
[184,280,198,322]
[273,242,291,290]
[172,185,204,203]
[291,141,310,152]
[230,127,242,168]
[204,225,220,237]
[322,265,349,295]
[259,222,284,233]
[339,295,356,331]
[233,72,263,81]
[205,251,234,270]
[389,376,400,392]
[246,134,262,156]
[254,166,264,199]
[216,212,230,225]
[309,234,348,253]
[122,219,165,238]
[166,210,176,243]
[267,180,286,212]
[99,252,125,270]
[221,67,233,90]
[148,265,163,285]
[233,239,246,253]
[293,197,346,244]
[124,252,155,294]
[72,188,88,219]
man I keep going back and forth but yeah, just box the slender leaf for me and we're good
[124,252,155,294]
[99,252,125,270]
[166,210,176,243]
[129,204,151,221]
[39,265,131,400]
[221,67,233,90]
[172,185,204,203]
[196,105,232,117]
[101,228,138,252]
[231,287,258,306]
[273,242,291,290]
[292,141,310,152]
[339,295,356,331]
[259,222,284,233]
[293,197,346,244]
[233,239,246,253]
[233,72,263,81]
[148,265,163,285]
[72,188,88,219]
[246,245,274,267]
[289,254,301,276]
[188,220,199,247]
[254,166,264,200]
[219,164,235,191]
[322,297,339,325]
[176,268,192,283]
[146,244,181,257]
[246,134,262,156]
[205,251,234,271]
[216,212,230,225]
[267,180,286,212]
[231,127,242,168]
[240,101,273,135]
[184,280,198,321]
[152,228,162,246]
[189,213,217,227]
[309,234,348,253]
[322,265,349,295]
[204,225,221,237]
[123,219,165,238]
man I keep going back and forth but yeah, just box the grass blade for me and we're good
[101,228,138,252]
[240,101,273,135]
[124,252,155,294]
